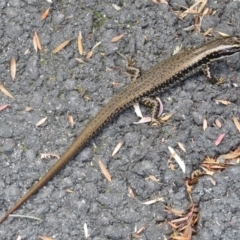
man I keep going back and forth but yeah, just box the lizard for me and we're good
[1,36,240,224]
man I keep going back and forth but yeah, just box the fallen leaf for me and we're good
[111,33,125,43]
[34,31,42,51]
[78,31,83,55]
[217,31,230,37]
[142,197,164,205]
[84,223,90,239]
[65,189,73,193]
[146,175,160,183]
[36,117,47,127]
[0,84,14,99]
[99,160,111,182]
[203,118,207,131]
[0,104,9,112]
[112,141,124,157]
[86,51,93,59]
[68,114,75,127]
[128,186,135,199]
[52,39,71,54]
[215,119,222,128]
[10,57,16,80]
[33,35,38,52]
[168,146,185,173]
[39,236,54,240]
[41,7,50,20]
[215,99,232,105]
[215,133,225,146]
[178,142,186,153]
[25,107,33,112]
[75,58,85,63]
[232,116,240,133]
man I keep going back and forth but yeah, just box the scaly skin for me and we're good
[1,36,240,224]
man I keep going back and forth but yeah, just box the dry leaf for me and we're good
[75,58,85,64]
[215,133,225,146]
[203,118,207,131]
[168,146,185,173]
[178,142,186,153]
[41,7,50,20]
[52,39,71,54]
[197,0,207,13]
[99,160,111,182]
[111,33,125,43]
[0,104,9,112]
[65,189,73,193]
[84,223,90,238]
[86,51,93,59]
[217,31,230,37]
[147,175,159,183]
[209,177,216,186]
[25,107,33,112]
[142,197,164,205]
[36,117,47,127]
[33,35,38,52]
[232,116,240,133]
[112,141,124,157]
[78,31,83,55]
[215,99,232,105]
[0,84,14,99]
[68,114,75,127]
[34,31,42,51]
[128,186,135,199]
[10,57,16,80]
[39,236,54,240]
[215,119,222,128]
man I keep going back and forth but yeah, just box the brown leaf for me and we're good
[111,33,125,43]
[0,84,14,99]
[0,104,9,112]
[215,119,222,128]
[41,7,50,20]
[52,39,71,54]
[39,236,54,240]
[232,116,240,133]
[86,51,93,59]
[10,57,16,80]
[34,31,42,51]
[215,99,232,105]
[25,107,33,112]
[215,133,225,146]
[78,31,83,55]
[146,175,160,183]
[128,186,135,199]
[33,35,38,52]
[36,117,47,127]
[99,160,111,182]
[67,114,75,127]
[142,197,164,205]
[178,142,186,153]
[75,58,85,64]
[112,141,124,157]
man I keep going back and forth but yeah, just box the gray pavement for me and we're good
[0,0,240,239]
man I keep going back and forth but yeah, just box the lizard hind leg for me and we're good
[202,64,225,84]
[139,96,163,125]
[116,51,141,81]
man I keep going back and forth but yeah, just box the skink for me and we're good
[1,36,240,224]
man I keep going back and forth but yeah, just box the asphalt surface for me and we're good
[0,0,240,239]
